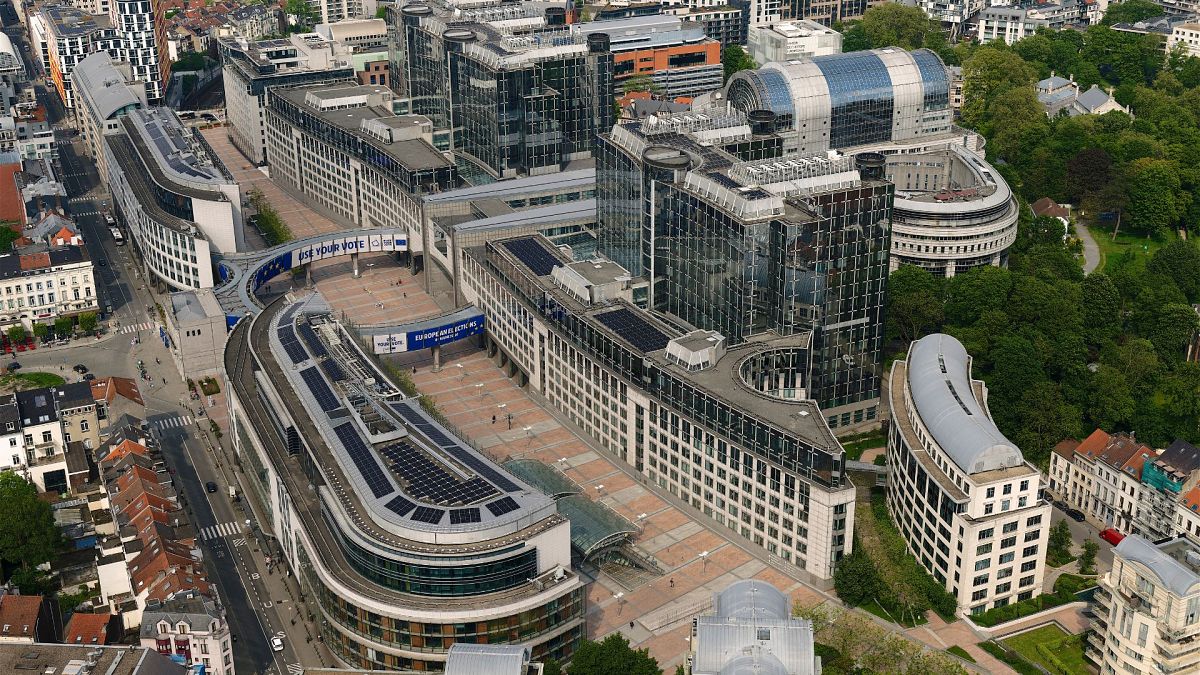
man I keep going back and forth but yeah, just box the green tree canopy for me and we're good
[1101,0,1164,26]
[860,3,937,50]
[885,265,944,345]
[722,46,757,84]
[568,634,661,675]
[0,473,62,577]
[961,48,1038,129]
[1148,240,1200,300]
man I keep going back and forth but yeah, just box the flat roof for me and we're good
[273,85,453,172]
[0,643,182,675]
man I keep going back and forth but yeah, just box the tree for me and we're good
[53,316,74,337]
[32,323,49,342]
[944,266,1012,327]
[1146,303,1200,360]
[1148,240,1200,301]
[859,3,936,50]
[986,87,1049,162]
[1102,338,1160,392]
[284,0,316,31]
[0,473,62,580]
[885,265,943,345]
[543,659,563,675]
[1079,540,1099,575]
[1048,520,1073,563]
[1088,366,1136,430]
[6,324,26,345]
[568,633,661,675]
[961,48,1038,129]
[722,46,756,84]
[832,545,882,607]
[1125,158,1181,236]
[77,313,97,334]
[1082,274,1123,347]
[1101,0,1163,26]
[1066,148,1114,204]
[622,74,661,96]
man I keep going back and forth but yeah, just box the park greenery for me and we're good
[1079,540,1099,575]
[834,492,957,625]
[562,634,661,675]
[793,601,967,674]
[969,573,1094,628]
[722,45,757,83]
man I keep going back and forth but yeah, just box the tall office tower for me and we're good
[389,0,613,181]
[596,110,891,432]
[109,0,167,102]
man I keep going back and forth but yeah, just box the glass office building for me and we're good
[596,113,892,429]
[391,1,614,180]
[725,48,953,155]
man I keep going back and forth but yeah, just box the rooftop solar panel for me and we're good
[441,444,521,493]
[385,495,416,516]
[321,359,346,382]
[485,496,520,517]
[299,367,340,413]
[501,238,561,276]
[412,506,444,525]
[333,423,393,499]
[379,441,498,506]
[594,307,671,353]
[297,322,329,359]
[278,325,308,364]
[449,508,481,525]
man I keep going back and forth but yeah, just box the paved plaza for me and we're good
[201,128,343,240]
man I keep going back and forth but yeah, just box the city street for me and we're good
[0,35,312,669]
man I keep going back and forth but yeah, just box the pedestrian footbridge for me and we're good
[213,228,485,357]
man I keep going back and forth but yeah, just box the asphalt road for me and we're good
[5,44,306,671]
[1049,500,1116,573]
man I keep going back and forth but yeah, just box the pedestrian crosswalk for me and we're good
[119,322,156,334]
[200,522,241,540]
[152,414,192,431]
[286,664,303,675]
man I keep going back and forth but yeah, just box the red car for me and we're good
[1100,528,1125,546]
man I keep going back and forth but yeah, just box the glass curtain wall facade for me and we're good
[391,5,614,179]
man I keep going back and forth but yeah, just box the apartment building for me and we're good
[28,5,115,111]
[574,15,723,98]
[140,593,233,675]
[887,333,1050,614]
[976,0,1092,45]
[0,241,98,328]
[1050,429,1156,533]
[1137,440,1200,541]
[2,383,99,495]
[1089,534,1200,674]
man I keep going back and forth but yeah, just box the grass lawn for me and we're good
[841,430,886,461]
[1046,549,1078,568]
[0,372,66,390]
[862,599,927,627]
[946,645,975,663]
[1002,625,1092,675]
[1087,224,1173,273]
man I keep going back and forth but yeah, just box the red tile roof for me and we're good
[0,163,25,224]
[0,595,43,639]
[90,377,145,407]
[1074,429,1112,460]
[1053,438,1080,460]
[18,252,50,271]
[64,612,114,645]
[1183,484,1200,513]
[129,536,210,602]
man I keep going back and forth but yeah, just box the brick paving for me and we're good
[200,129,342,240]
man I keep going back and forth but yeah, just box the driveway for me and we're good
[1075,222,1101,274]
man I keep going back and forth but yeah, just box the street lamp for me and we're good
[613,592,625,615]
[698,550,710,570]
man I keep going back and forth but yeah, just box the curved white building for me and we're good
[104,108,244,291]
[884,146,1019,277]
[886,334,1050,615]
[224,294,585,670]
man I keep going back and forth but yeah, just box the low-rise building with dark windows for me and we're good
[224,295,584,670]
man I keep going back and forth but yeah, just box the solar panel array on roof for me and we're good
[485,496,520,517]
[379,442,498,505]
[321,359,346,382]
[278,325,308,364]
[449,508,481,525]
[142,116,218,181]
[299,367,340,413]
[412,506,444,525]
[391,403,523,493]
[501,238,561,276]
[333,423,393,498]
[594,308,671,353]
[385,494,416,516]
[297,322,328,359]
[278,303,300,326]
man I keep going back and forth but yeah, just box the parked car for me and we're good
[205,481,218,493]
[271,637,284,652]
[82,373,95,381]
[1065,508,1086,523]
[73,364,88,373]
[7,361,20,371]
[1100,528,1125,546]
